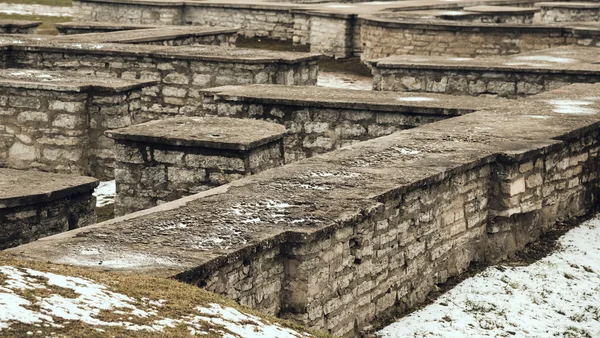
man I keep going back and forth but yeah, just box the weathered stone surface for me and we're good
[0,168,98,250]
[201,84,507,161]
[369,46,600,97]
[107,117,286,215]
[10,83,600,337]
[0,69,152,180]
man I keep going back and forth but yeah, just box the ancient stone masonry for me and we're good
[106,117,286,216]
[200,84,506,162]
[0,69,152,179]
[56,21,162,35]
[74,0,185,25]
[538,2,600,23]
[56,26,239,47]
[71,0,600,59]
[0,168,98,250]
[0,20,43,34]
[368,46,600,97]
[10,83,600,337]
[0,37,320,121]
[359,15,600,60]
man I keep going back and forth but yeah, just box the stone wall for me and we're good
[57,27,238,48]
[304,13,356,58]
[7,44,319,120]
[110,135,284,216]
[359,16,600,60]
[0,83,143,180]
[539,4,600,23]
[369,56,600,97]
[201,93,462,163]
[486,129,600,258]
[1,191,96,250]
[0,21,42,34]
[0,169,98,250]
[9,84,600,337]
[185,4,294,41]
[88,89,144,180]
[56,22,159,35]
[73,0,184,25]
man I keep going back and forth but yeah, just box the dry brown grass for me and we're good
[0,254,331,338]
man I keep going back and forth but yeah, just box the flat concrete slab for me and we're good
[106,116,287,150]
[368,46,600,75]
[0,68,154,92]
[0,169,98,209]
[201,84,508,115]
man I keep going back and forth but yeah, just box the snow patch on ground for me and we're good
[379,217,600,338]
[94,180,116,207]
[0,266,312,337]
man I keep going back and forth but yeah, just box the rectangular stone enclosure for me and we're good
[0,69,152,180]
[0,168,98,250]
[107,116,286,215]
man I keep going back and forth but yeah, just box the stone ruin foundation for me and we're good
[4,0,600,336]
[107,116,286,215]
[0,168,97,250]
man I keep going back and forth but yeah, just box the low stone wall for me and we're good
[73,0,184,25]
[6,41,320,120]
[359,15,600,60]
[0,20,42,34]
[0,69,150,179]
[185,4,295,41]
[200,85,503,163]
[56,26,238,47]
[106,117,286,215]
[0,169,98,250]
[55,21,160,35]
[538,2,600,23]
[10,83,600,337]
[368,46,600,97]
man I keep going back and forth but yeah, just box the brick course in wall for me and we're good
[10,83,600,336]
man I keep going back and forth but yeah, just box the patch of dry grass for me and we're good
[0,254,331,338]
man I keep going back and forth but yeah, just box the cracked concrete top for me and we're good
[0,169,98,209]
[106,116,287,150]
[8,83,600,279]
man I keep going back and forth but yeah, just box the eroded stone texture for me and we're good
[359,14,600,60]
[107,117,286,215]
[539,2,600,23]
[10,83,600,336]
[5,39,320,119]
[56,26,238,47]
[369,46,600,97]
[0,69,151,179]
[0,20,42,34]
[201,85,506,162]
[0,168,98,250]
